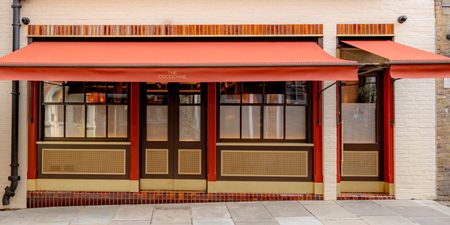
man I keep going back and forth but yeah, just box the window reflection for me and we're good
[220,82,241,103]
[43,82,63,103]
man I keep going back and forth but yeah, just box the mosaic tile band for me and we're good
[28,24,324,37]
[337,24,395,36]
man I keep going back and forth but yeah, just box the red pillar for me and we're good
[207,83,217,181]
[27,81,38,179]
[383,71,394,184]
[336,82,342,184]
[130,83,140,180]
[312,81,323,183]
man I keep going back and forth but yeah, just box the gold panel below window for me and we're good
[342,151,379,177]
[221,150,308,177]
[146,149,169,175]
[42,149,126,175]
[178,149,202,175]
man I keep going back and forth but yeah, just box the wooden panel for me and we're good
[342,151,379,177]
[145,149,169,175]
[28,24,324,37]
[337,24,394,36]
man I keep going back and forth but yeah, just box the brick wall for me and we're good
[435,0,450,200]
[0,0,439,208]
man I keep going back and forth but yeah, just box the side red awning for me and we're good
[342,40,450,78]
[0,41,358,82]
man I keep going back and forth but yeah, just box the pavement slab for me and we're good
[227,202,273,222]
[113,205,154,221]
[384,205,449,218]
[263,201,312,217]
[276,216,323,225]
[151,208,191,224]
[71,205,120,225]
[191,204,231,219]
[360,216,417,225]
[336,200,396,216]
[193,218,235,225]
[320,219,368,225]
[302,201,358,220]
[109,221,151,225]
[408,217,450,225]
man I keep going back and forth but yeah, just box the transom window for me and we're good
[218,82,310,141]
[42,82,129,139]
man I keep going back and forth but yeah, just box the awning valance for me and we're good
[342,40,450,78]
[0,41,358,82]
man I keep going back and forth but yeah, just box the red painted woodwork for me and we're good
[312,81,323,183]
[336,83,342,183]
[383,71,394,183]
[129,83,140,180]
[27,81,38,179]
[207,83,217,181]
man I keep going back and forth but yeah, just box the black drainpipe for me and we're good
[3,0,21,206]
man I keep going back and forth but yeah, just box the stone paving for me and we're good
[0,200,449,225]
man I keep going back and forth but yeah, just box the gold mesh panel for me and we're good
[42,149,126,175]
[339,49,386,64]
[178,149,202,175]
[146,149,169,175]
[342,151,379,177]
[221,150,308,177]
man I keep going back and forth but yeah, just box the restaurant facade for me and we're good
[0,0,449,208]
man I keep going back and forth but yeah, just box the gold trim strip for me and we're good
[217,142,313,147]
[37,141,130,145]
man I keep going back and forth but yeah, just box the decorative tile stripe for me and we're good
[27,191,323,208]
[28,24,323,37]
[337,24,394,36]
[337,192,395,200]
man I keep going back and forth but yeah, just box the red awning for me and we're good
[0,41,358,82]
[342,40,450,78]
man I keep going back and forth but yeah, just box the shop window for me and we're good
[218,82,309,141]
[42,82,129,139]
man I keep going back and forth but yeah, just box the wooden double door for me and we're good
[141,83,207,190]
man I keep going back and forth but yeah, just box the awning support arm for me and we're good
[318,81,337,96]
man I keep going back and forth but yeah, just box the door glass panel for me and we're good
[286,106,306,139]
[263,106,284,139]
[342,77,377,143]
[242,106,261,139]
[86,105,106,138]
[180,94,201,104]
[220,105,240,139]
[44,105,64,137]
[147,105,168,141]
[179,106,201,141]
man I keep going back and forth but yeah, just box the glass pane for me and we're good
[286,81,308,105]
[341,76,377,143]
[286,106,306,139]
[108,105,128,138]
[265,82,285,104]
[219,106,240,139]
[179,106,201,141]
[146,106,168,141]
[86,105,106,138]
[264,106,284,139]
[220,82,241,103]
[180,94,201,104]
[86,82,106,103]
[147,94,168,104]
[107,82,128,104]
[64,82,84,103]
[147,83,168,104]
[242,106,261,139]
[44,105,64,137]
[65,105,85,137]
[179,83,201,93]
[43,81,63,103]
[242,82,263,104]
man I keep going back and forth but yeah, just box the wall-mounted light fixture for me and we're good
[397,15,408,24]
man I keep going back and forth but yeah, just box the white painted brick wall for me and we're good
[0,0,437,207]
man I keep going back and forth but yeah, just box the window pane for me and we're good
[86,82,106,103]
[286,106,306,139]
[286,81,307,105]
[147,83,168,104]
[66,105,85,137]
[220,106,240,139]
[179,106,201,141]
[265,82,285,104]
[44,105,64,137]
[242,106,261,139]
[146,106,168,141]
[220,82,241,103]
[180,94,201,104]
[107,83,128,104]
[86,105,106,138]
[147,94,168,104]
[179,83,201,93]
[108,105,128,138]
[43,81,63,103]
[341,77,377,143]
[242,82,263,104]
[64,82,84,103]
[264,106,284,139]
